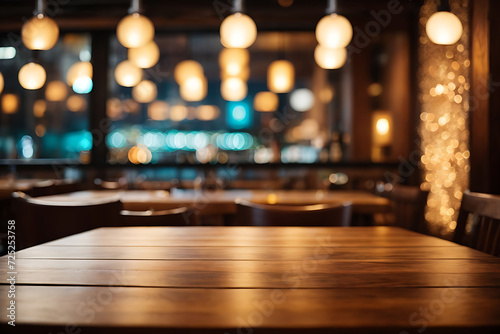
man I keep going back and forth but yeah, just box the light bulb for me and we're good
[132,80,158,103]
[170,105,188,121]
[219,48,250,76]
[253,91,279,112]
[316,13,352,48]
[426,11,463,45]
[196,105,220,121]
[314,45,347,69]
[45,81,68,101]
[290,88,315,112]
[221,78,247,101]
[128,41,160,68]
[19,62,46,90]
[67,95,87,112]
[114,60,143,87]
[220,13,257,48]
[22,14,59,50]
[117,13,155,48]
[67,61,93,86]
[180,76,207,102]
[2,94,19,114]
[0,72,4,94]
[267,60,295,93]
[174,60,204,85]
[33,99,47,117]
[148,101,169,121]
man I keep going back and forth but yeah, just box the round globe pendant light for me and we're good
[67,61,93,86]
[117,0,155,48]
[19,62,46,90]
[128,40,160,68]
[426,1,462,45]
[132,80,158,103]
[220,0,257,49]
[114,60,143,87]
[314,45,347,69]
[221,77,247,101]
[267,60,295,93]
[22,1,59,51]
[174,60,205,85]
[315,0,352,49]
[180,76,208,102]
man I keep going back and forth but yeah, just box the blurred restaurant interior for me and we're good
[1,0,500,332]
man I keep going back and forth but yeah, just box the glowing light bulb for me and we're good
[426,11,463,45]
[67,62,93,86]
[220,13,257,48]
[19,62,46,90]
[219,48,250,76]
[114,60,143,87]
[132,80,157,103]
[45,81,68,101]
[128,41,160,68]
[22,14,59,50]
[315,13,352,48]
[253,91,279,112]
[2,94,19,114]
[267,60,295,93]
[117,13,155,48]
[174,60,204,85]
[180,76,207,102]
[314,45,347,69]
[221,78,247,101]
[290,88,315,112]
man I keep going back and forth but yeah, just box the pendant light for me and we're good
[114,60,143,87]
[426,0,463,45]
[267,60,294,93]
[220,0,257,49]
[314,44,347,69]
[132,80,158,103]
[0,72,4,94]
[128,41,160,68]
[315,0,352,49]
[22,0,59,50]
[117,0,155,48]
[19,62,46,90]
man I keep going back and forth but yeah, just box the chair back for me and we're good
[453,190,500,256]
[120,207,195,226]
[234,200,352,226]
[389,185,429,233]
[11,191,123,249]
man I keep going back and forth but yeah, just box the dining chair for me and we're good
[11,191,123,250]
[388,184,429,233]
[120,207,196,226]
[453,190,500,256]
[234,200,352,226]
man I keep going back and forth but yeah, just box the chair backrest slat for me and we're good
[454,190,500,257]
[383,185,429,233]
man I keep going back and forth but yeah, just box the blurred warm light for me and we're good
[267,60,294,93]
[267,193,278,205]
[367,83,383,97]
[114,60,143,87]
[290,88,314,112]
[319,85,334,103]
[35,124,46,137]
[278,0,294,7]
[254,91,278,112]
[45,81,68,102]
[170,105,188,122]
[0,72,3,94]
[314,45,347,69]
[128,41,160,68]
[426,11,463,45]
[33,99,47,117]
[19,62,46,90]
[221,77,247,101]
[22,15,59,50]
[196,105,220,121]
[315,13,352,49]
[220,13,257,49]
[180,76,207,102]
[128,145,152,164]
[219,48,250,76]
[147,101,169,121]
[123,99,140,113]
[174,60,204,85]
[372,111,392,146]
[67,62,93,86]
[221,66,250,81]
[300,119,320,140]
[376,118,390,136]
[107,98,123,119]
[2,94,19,114]
[67,95,87,112]
[117,13,154,48]
[132,80,157,103]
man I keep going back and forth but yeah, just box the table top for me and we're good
[1,226,500,333]
[0,178,49,199]
[34,189,391,214]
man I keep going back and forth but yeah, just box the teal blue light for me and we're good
[227,101,252,129]
[72,77,93,94]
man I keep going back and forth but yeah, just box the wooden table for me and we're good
[0,179,48,200]
[35,189,391,215]
[1,226,500,333]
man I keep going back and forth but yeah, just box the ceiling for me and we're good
[0,0,421,32]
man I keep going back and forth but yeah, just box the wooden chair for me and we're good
[120,207,196,226]
[11,191,123,250]
[453,190,500,256]
[234,200,352,226]
[388,185,429,233]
